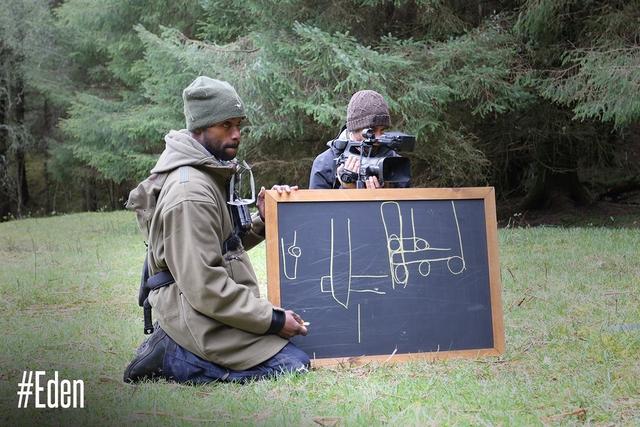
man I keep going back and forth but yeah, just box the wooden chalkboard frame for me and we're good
[265,187,504,366]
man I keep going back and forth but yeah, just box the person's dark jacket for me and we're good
[309,139,345,189]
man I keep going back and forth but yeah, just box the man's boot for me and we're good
[123,324,171,383]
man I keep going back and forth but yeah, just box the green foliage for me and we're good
[0,0,61,95]
[544,46,640,128]
[51,0,205,188]
[516,0,640,128]
[197,0,469,44]
[54,0,204,87]
[0,0,66,216]
[59,93,166,183]
[132,14,532,186]
[428,26,533,117]
[514,0,575,48]
[5,0,640,215]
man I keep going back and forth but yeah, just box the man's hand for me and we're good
[336,155,359,189]
[278,310,308,339]
[257,185,298,221]
[337,155,382,189]
[364,175,381,189]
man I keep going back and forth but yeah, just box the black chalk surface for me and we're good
[274,198,496,360]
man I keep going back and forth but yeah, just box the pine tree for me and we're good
[32,0,640,214]
[509,0,640,209]
[52,0,204,201]
[0,0,62,218]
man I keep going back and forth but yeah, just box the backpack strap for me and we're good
[137,232,237,334]
[138,251,176,335]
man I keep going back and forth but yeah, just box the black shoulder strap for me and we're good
[138,250,175,335]
[137,231,237,334]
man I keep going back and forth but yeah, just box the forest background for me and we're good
[1,0,639,223]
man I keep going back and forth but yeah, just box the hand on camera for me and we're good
[337,155,381,189]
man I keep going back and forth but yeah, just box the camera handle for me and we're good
[337,139,376,186]
[227,160,256,235]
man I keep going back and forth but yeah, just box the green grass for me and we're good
[1,212,639,425]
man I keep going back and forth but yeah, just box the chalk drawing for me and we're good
[380,200,466,287]
[280,230,302,280]
[319,218,388,309]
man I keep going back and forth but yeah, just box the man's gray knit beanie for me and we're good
[346,90,390,132]
[183,76,245,132]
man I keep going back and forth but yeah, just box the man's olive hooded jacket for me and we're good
[126,130,287,370]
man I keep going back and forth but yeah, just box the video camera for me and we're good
[337,129,415,187]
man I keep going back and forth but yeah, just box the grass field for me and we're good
[0,211,638,425]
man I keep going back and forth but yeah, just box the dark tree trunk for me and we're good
[108,181,116,210]
[0,88,9,219]
[520,164,592,210]
[15,149,29,217]
[84,175,98,211]
[0,42,11,219]
[14,78,28,217]
[43,99,53,213]
[0,167,10,218]
[598,177,640,202]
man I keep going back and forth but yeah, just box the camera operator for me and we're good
[309,90,410,189]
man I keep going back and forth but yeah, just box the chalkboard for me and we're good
[265,188,504,366]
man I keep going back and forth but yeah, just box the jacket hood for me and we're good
[151,129,216,174]
[325,128,349,155]
[125,129,235,238]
